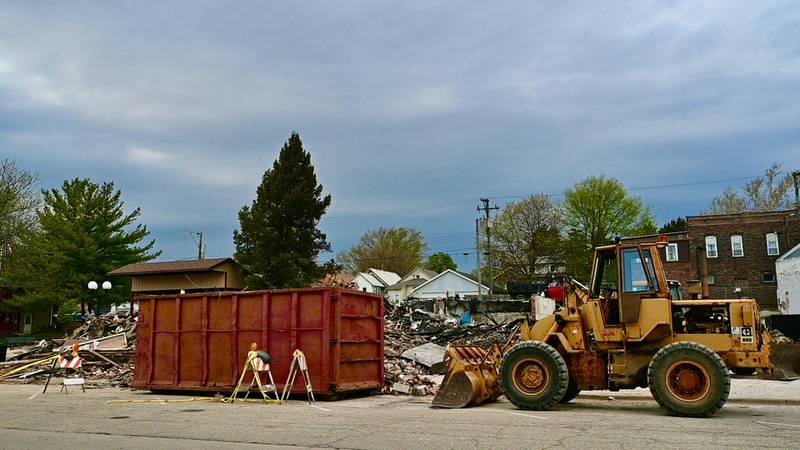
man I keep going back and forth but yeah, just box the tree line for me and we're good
[0,159,159,323]
[336,163,797,284]
[1,132,794,323]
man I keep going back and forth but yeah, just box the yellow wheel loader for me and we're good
[432,238,800,417]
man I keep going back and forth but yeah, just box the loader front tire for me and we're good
[559,376,581,403]
[500,341,568,410]
[647,342,730,417]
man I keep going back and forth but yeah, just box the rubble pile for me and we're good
[383,304,526,396]
[382,358,438,396]
[771,329,795,344]
[0,316,137,388]
[385,306,523,353]
[71,315,137,344]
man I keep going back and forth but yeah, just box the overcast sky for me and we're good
[2,1,799,270]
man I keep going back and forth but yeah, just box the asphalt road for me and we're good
[1,384,799,449]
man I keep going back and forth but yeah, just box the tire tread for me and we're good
[647,341,730,417]
[500,341,569,411]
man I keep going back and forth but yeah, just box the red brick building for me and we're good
[686,210,800,308]
[622,231,694,288]
[624,210,800,309]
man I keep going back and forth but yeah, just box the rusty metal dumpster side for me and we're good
[132,288,384,396]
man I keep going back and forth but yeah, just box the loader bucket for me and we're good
[431,345,502,408]
[764,343,800,381]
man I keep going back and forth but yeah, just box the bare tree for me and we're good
[490,194,564,284]
[707,163,794,214]
[708,186,748,215]
[337,227,427,276]
[0,159,40,267]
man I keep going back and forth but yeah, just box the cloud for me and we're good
[0,1,798,263]
[126,146,168,164]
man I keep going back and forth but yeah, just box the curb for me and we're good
[577,393,800,406]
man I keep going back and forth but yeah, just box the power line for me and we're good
[627,175,761,192]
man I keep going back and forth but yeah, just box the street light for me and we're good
[87,280,112,316]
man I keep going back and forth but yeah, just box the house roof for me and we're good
[387,277,429,290]
[410,269,490,294]
[356,271,383,287]
[400,267,437,282]
[367,268,401,286]
[455,270,480,283]
[778,242,800,261]
[108,258,234,276]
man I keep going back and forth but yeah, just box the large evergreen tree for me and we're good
[234,132,331,289]
[659,217,687,233]
[6,178,159,312]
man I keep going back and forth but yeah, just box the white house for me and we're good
[409,269,489,300]
[386,267,437,304]
[777,243,800,314]
[353,268,401,295]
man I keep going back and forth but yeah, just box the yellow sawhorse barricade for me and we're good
[223,343,281,404]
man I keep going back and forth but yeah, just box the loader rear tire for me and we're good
[500,341,568,410]
[559,376,581,403]
[647,342,730,417]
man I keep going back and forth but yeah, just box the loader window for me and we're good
[621,249,658,293]
[591,250,618,297]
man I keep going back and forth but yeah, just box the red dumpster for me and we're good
[132,288,384,396]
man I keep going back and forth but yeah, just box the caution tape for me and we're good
[107,397,282,404]
[107,397,216,404]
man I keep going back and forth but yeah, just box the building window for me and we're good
[705,236,718,258]
[707,275,715,285]
[731,235,744,257]
[665,243,678,262]
[763,272,776,283]
[766,233,780,256]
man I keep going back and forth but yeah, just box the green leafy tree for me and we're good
[6,178,159,312]
[489,194,564,284]
[425,252,457,273]
[659,217,687,233]
[563,176,656,280]
[707,163,794,214]
[234,132,332,289]
[337,227,426,276]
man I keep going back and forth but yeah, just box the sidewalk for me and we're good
[578,377,800,405]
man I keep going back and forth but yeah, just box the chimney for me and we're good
[695,246,709,299]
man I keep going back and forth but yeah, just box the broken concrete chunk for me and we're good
[412,386,428,396]
[392,382,411,394]
[400,343,446,374]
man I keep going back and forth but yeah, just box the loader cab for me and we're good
[590,243,669,325]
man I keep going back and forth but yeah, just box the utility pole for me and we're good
[793,170,800,217]
[475,218,482,301]
[185,229,205,260]
[478,198,499,297]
